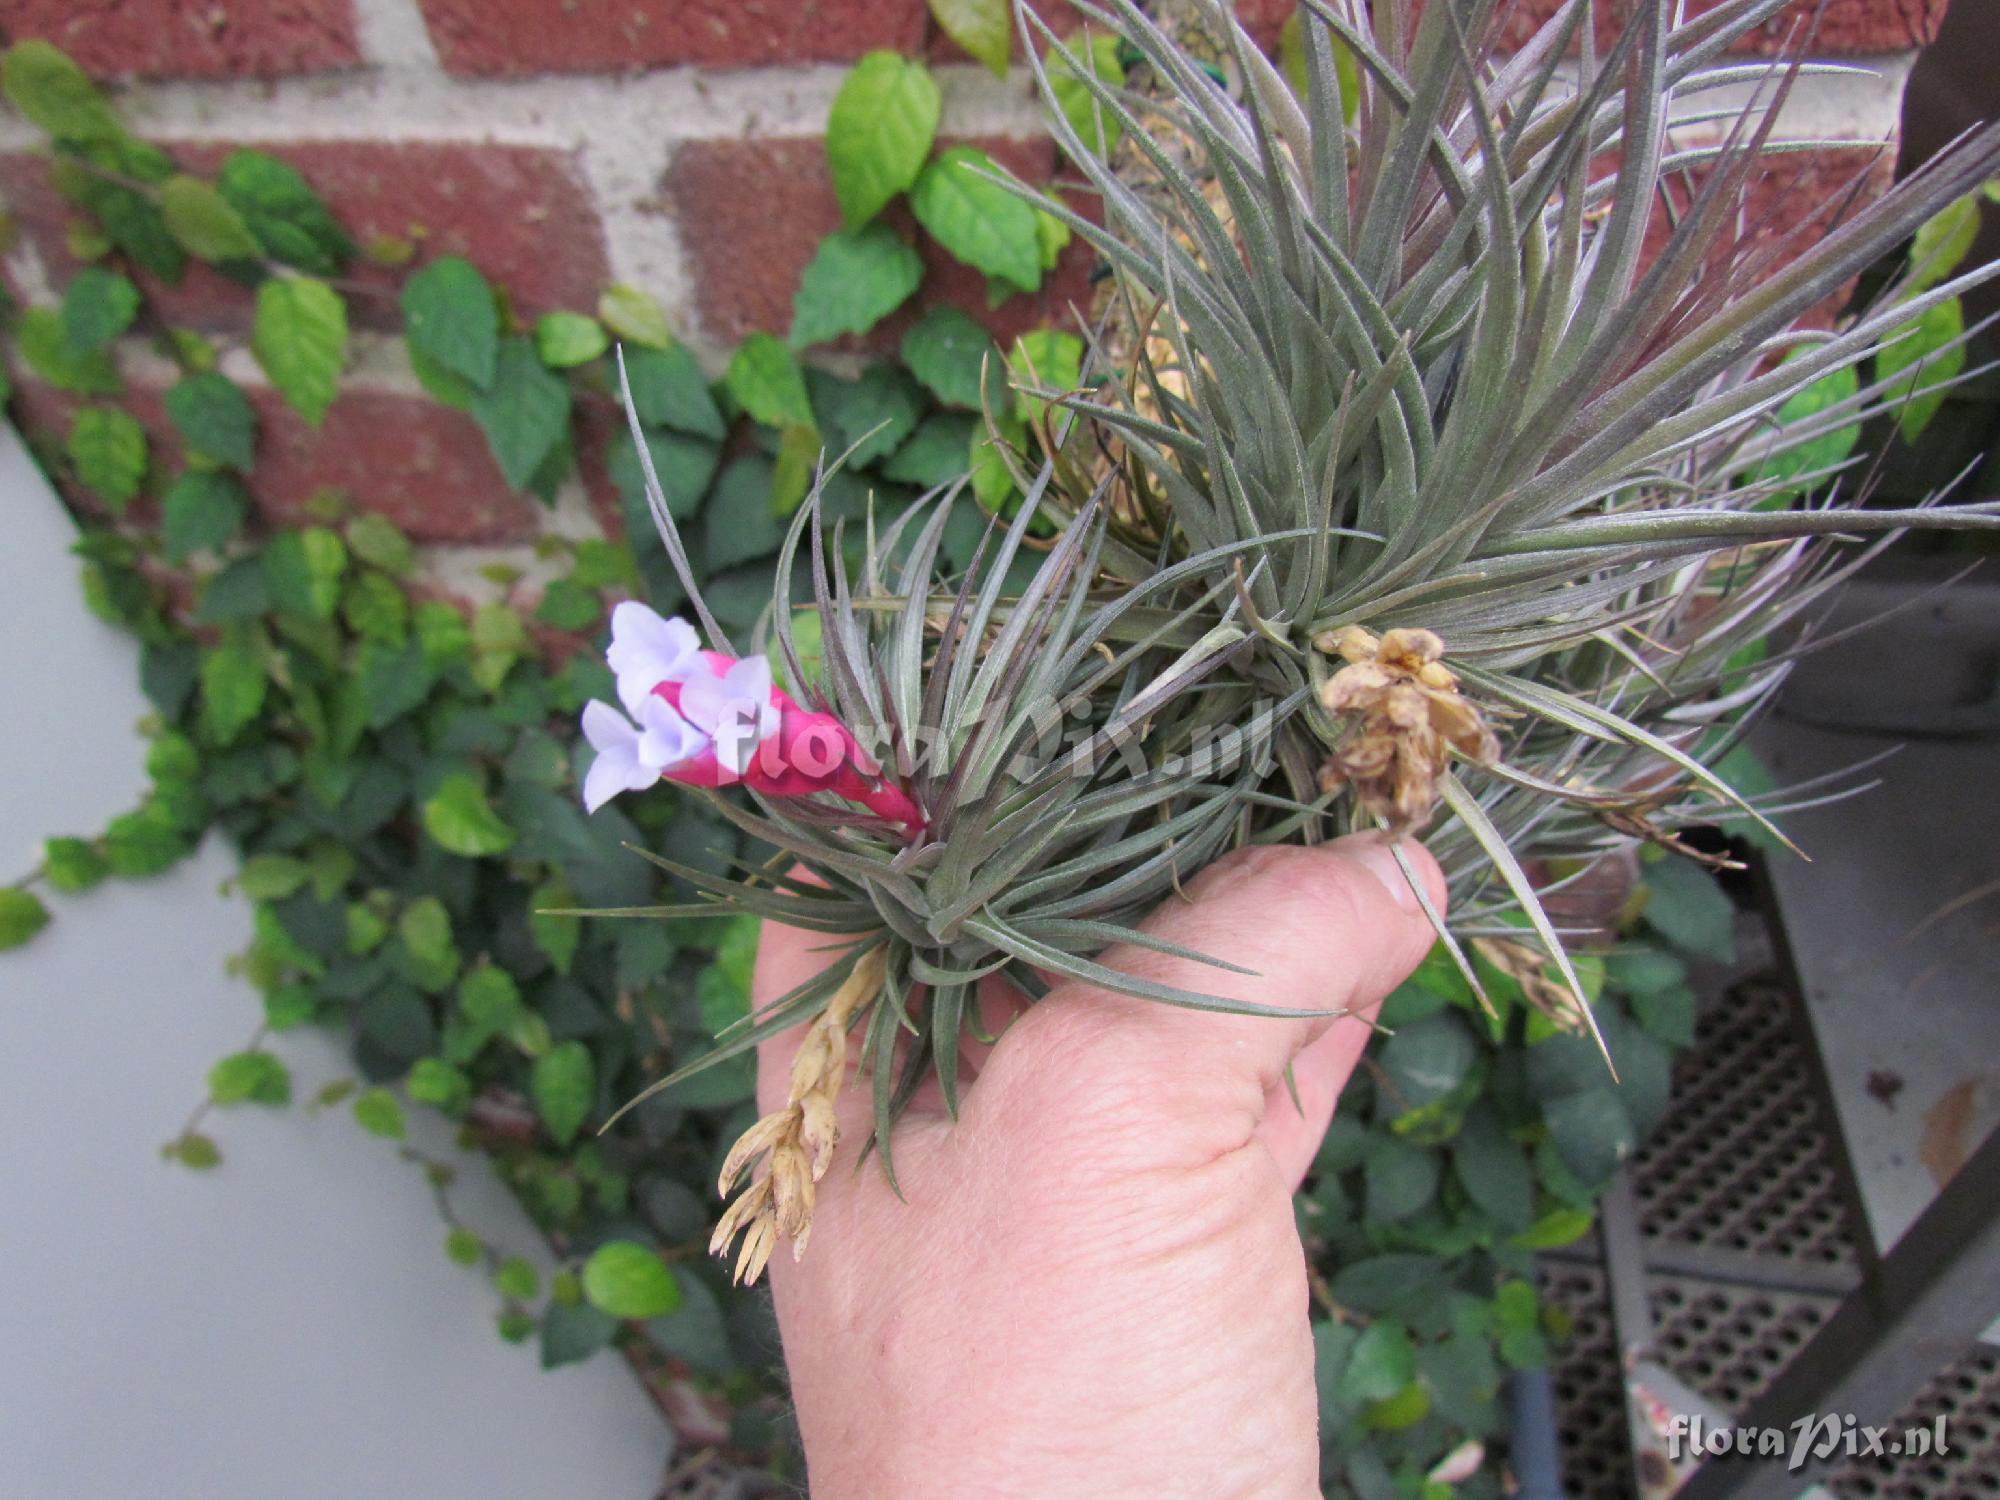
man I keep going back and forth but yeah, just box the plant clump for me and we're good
[576,0,2000,1280]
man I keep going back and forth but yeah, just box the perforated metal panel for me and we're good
[1632,980,1857,1272]
[1541,1265,1843,1498]
[1543,973,2000,1498]
[1648,1276,1840,1413]
[1827,1347,2000,1500]
[1542,1261,1631,1500]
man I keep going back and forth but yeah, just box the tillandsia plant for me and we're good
[571,0,2000,1284]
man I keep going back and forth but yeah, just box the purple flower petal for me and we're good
[606,602,701,718]
[637,696,708,772]
[583,741,654,812]
[582,698,638,754]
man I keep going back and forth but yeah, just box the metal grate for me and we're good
[1631,978,1858,1272]
[1649,1274,1838,1409]
[1541,1264,1842,1498]
[1543,972,2000,1497]
[1542,1261,1631,1500]
[1827,1346,2000,1500]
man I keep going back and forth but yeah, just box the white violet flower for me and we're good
[678,654,781,776]
[605,601,701,718]
[580,697,706,813]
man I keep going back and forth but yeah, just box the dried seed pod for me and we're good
[1317,627,1500,834]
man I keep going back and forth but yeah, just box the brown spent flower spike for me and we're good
[712,945,887,1285]
[1314,627,1500,836]
[1472,935,1590,1034]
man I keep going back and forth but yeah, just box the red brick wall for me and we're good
[663,134,1095,351]
[0,0,362,80]
[0,140,611,332]
[416,0,929,77]
[1496,0,1951,56]
[1235,0,1951,54]
[0,0,1949,555]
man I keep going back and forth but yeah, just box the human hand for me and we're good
[752,834,1447,1500]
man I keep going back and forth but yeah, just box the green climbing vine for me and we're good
[0,29,1112,1451]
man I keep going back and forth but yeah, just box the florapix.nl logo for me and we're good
[1669,1413,1952,1472]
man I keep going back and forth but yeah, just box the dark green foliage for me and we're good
[18,499,793,1405]
[218,149,354,275]
[401,255,500,390]
[58,267,140,355]
[165,372,258,471]
[1302,918,1706,1489]
[469,337,570,493]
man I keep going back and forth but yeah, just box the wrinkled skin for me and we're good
[753,834,1445,1500]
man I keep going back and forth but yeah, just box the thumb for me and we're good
[972,834,1445,1160]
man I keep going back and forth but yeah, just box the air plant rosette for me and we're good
[570,0,2000,1286]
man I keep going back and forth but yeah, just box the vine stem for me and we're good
[60,156,157,196]
[57,153,395,301]
[656,1236,710,1265]
[1305,1261,1344,1320]
[398,1141,538,1275]
[168,1021,270,1147]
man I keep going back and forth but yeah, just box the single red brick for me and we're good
[0,142,610,332]
[0,0,360,80]
[416,0,926,76]
[664,134,1100,352]
[660,137,839,349]
[7,372,545,542]
[247,387,546,542]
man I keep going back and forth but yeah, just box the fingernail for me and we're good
[1342,834,1418,911]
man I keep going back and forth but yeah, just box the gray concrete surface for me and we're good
[0,427,674,1499]
[1759,575,2000,1345]
[1759,577,2000,1260]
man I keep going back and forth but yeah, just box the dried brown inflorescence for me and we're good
[711,946,886,1285]
[1315,626,1501,835]
[1472,935,1592,1035]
